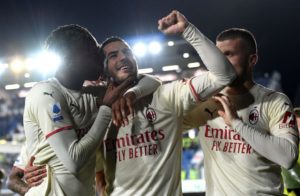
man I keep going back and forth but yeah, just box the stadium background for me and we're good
[1,0,299,195]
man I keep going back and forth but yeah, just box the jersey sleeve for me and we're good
[13,144,28,171]
[156,24,236,116]
[124,74,162,99]
[268,93,299,141]
[231,92,299,169]
[182,99,217,131]
[182,23,236,101]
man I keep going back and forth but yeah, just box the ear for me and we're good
[249,54,258,66]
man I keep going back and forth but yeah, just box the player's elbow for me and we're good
[216,70,237,87]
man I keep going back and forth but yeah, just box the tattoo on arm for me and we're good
[8,169,29,195]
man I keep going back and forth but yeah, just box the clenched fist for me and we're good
[158,10,189,35]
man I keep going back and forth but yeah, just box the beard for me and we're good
[112,71,138,85]
[228,74,247,87]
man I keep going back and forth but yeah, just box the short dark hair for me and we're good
[45,24,99,62]
[216,28,257,54]
[100,36,126,53]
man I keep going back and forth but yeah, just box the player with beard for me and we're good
[184,28,299,195]
[97,10,236,195]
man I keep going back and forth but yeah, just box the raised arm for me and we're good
[158,10,236,101]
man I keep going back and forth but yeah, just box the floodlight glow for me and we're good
[11,58,25,73]
[0,62,8,74]
[183,53,190,58]
[133,42,147,57]
[18,90,29,98]
[138,68,154,74]
[167,41,174,46]
[148,41,161,55]
[187,62,200,68]
[24,82,37,88]
[36,51,62,74]
[24,73,30,78]
[162,65,179,71]
[25,57,38,71]
[5,84,20,90]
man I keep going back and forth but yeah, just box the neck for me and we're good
[55,72,84,91]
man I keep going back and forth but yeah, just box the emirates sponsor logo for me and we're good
[104,129,166,162]
[249,108,259,125]
[204,125,253,154]
[279,111,296,129]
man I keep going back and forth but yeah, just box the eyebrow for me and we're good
[106,50,118,57]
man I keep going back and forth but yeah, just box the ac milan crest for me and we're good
[146,107,157,122]
[249,108,259,125]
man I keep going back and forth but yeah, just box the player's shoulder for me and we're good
[162,78,189,87]
[29,79,58,92]
[255,84,291,104]
[27,78,63,101]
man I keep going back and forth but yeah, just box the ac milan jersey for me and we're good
[184,84,298,196]
[100,22,236,196]
[23,78,101,196]
[101,79,198,196]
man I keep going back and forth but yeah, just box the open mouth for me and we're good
[119,65,129,71]
[118,64,131,71]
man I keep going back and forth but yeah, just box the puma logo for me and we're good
[43,92,54,97]
[70,103,80,110]
[205,108,216,118]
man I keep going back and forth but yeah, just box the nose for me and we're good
[118,51,127,61]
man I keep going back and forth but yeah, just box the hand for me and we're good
[212,94,239,127]
[102,76,135,107]
[112,92,136,127]
[158,10,189,35]
[24,156,47,187]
